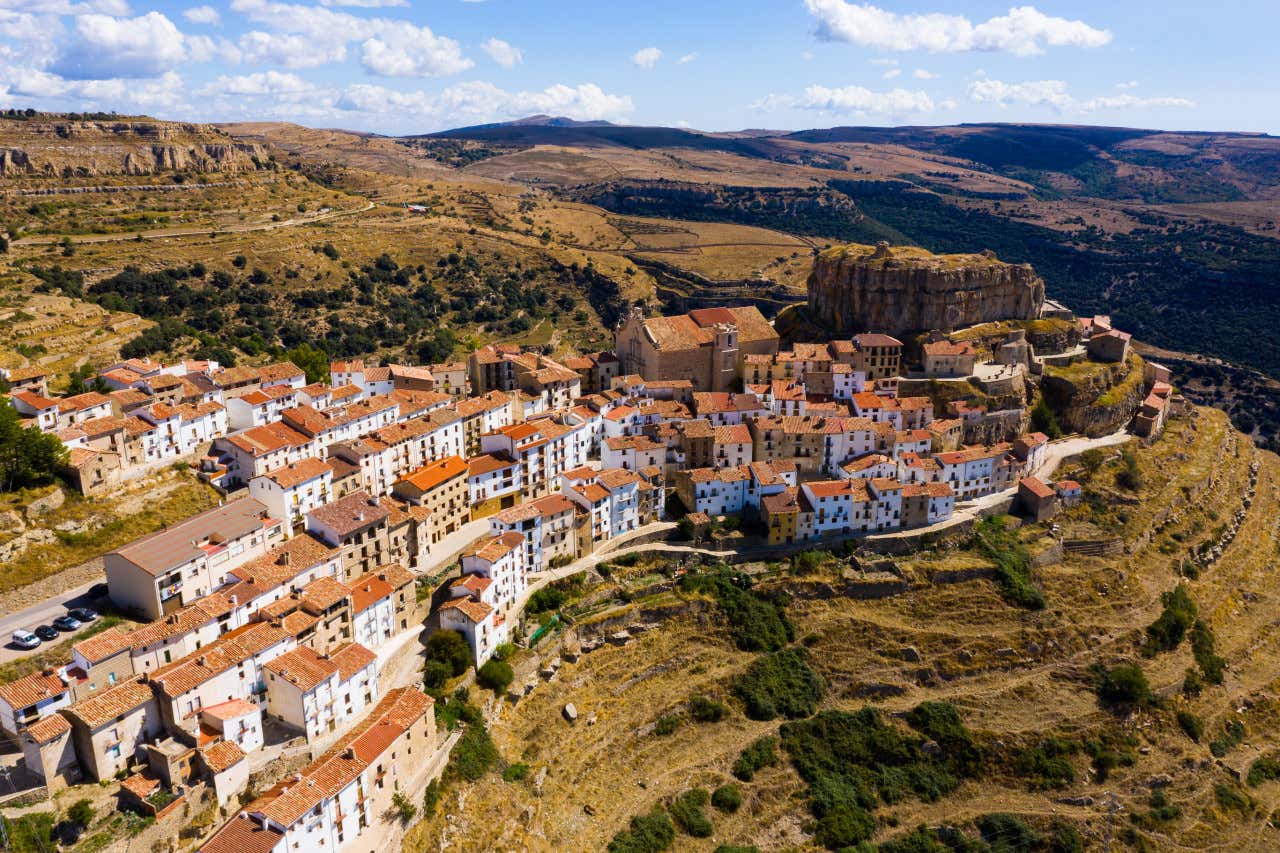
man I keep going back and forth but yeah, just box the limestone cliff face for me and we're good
[1041,355,1146,437]
[806,242,1045,336]
[0,120,269,177]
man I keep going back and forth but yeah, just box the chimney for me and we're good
[42,667,54,677]
[197,655,206,666]
[344,746,356,760]
[368,497,378,507]
[355,512,364,523]
[277,552,291,566]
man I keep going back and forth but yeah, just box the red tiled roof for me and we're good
[0,670,68,710]
[202,739,247,773]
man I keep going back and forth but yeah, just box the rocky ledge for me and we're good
[807,242,1044,336]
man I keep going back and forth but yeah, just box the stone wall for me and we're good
[806,243,1044,336]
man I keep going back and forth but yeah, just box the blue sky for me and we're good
[0,0,1276,135]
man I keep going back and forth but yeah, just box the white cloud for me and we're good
[52,12,189,79]
[360,24,472,77]
[631,47,661,69]
[239,30,344,68]
[968,78,1193,112]
[805,1,1111,57]
[336,80,633,124]
[967,77,1072,109]
[1116,80,1138,89]
[481,37,522,68]
[2,65,186,111]
[677,52,697,64]
[883,68,900,79]
[0,0,128,13]
[183,5,220,25]
[913,68,936,79]
[800,50,814,60]
[1077,93,1194,111]
[197,70,313,96]
[754,84,935,115]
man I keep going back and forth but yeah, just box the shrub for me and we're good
[1030,398,1064,439]
[526,586,566,615]
[1182,667,1204,698]
[679,571,793,652]
[732,648,825,721]
[1214,781,1253,815]
[1115,449,1143,491]
[502,762,530,783]
[689,695,727,723]
[1143,584,1197,655]
[1177,710,1204,743]
[66,800,95,829]
[423,660,452,690]
[493,642,516,661]
[653,714,681,736]
[781,708,968,849]
[608,809,675,853]
[1210,719,1247,757]
[1014,737,1077,789]
[425,630,472,677]
[448,722,499,782]
[976,813,1044,850]
[732,736,778,781]
[669,788,713,837]
[711,784,742,813]
[1092,663,1154,711]
[422,780,441,816]
[905,701,982,777]
[391,792,417,823]
[815,804,875,848]
[975,516,1045,610]
[477,659,514,694]
[1191,620,1226,684]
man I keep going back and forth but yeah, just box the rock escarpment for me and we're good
[0,119,269,177]
[807,242,1044,336]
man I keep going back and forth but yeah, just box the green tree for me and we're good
[284,343,331,385]
[477,659,514,694]
[425,630,472,676]
[0,403,68,492]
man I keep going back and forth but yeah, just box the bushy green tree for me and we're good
[425,630,472,677]
[0,403,68,492]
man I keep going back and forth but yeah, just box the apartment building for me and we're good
[105,498,286,619]
[200,688,435,853]
[262,643,378,742]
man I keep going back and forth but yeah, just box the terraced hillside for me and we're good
[406,408,1280,851]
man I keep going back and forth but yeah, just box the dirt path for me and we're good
[11,201,375,247]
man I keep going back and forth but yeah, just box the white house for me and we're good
[262,643,378,743]
[248,457,334,536]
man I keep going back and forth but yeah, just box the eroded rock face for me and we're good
[0,120,268,177]
[807,242,1045,335]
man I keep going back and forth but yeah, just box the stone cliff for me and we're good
[0,119,269,178]
[806,242,1045,336]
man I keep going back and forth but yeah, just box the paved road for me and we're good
[0,577,108,663]
[12,201,375,247]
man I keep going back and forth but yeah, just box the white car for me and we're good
[11,629,40,650]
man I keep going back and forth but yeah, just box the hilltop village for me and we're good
[0,243,1180,851]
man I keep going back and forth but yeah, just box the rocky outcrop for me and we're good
[1040,354,1146,437]
[807,242,1044,336]
[0,119,269,178]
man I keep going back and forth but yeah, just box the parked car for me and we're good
[11,630,40,650]
[34,625,59,642]
[68,607,98,623]
[51,615,82,632]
